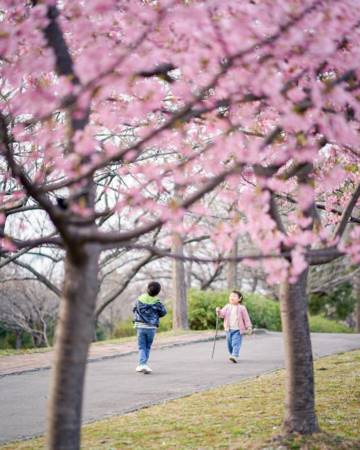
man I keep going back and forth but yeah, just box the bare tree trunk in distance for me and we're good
[227,239,238,290]
[172,232,188,330]
[15,330,22,349]
[279,270,319,434]
[186,246,193,290]
[251,276,258,293]
[47,243,100,450]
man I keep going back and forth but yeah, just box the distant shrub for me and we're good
[309,282,356,322]
[157,312,172,332]
[188,289,282,331]
[111,290,353,339]
[113,318,136,338]
[308,315,353,333]
[0,323,37,350]
[187,289,222,330]
[243,292,282,331]
[95,326,107,341]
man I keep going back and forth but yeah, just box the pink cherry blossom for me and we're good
[0,0,359,285]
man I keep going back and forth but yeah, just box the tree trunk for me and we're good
[31,331,45,348]
[43,320,50,347]
[172,232,188,329]
[47,243,100,450]
[15,330,22,349]
[251,276,258,293]
[279,270,319,434]
[227,239,238,290]
[186,251,192,290]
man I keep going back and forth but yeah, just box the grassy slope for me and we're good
[1,350,359,450]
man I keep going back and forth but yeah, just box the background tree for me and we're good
[0,277,58,347]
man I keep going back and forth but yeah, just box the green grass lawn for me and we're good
[0,347,53,357]
[1,350,359,450]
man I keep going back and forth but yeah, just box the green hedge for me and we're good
[113,290,282,337]
[111,289,353,339]
[113,319,136,338]
[0,323,41,350]
[188,290,282,331]
[308,315,353,333]
[309,282,356,321]
[188,290,353,333]
[113,312,172,338]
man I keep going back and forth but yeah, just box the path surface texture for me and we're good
[0,331,359,444]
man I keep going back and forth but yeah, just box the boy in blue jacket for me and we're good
[133,281,167,374]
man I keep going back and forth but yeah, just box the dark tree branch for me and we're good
[43,6,80,83]
[99,242,344,265]
[0,113,70,240]
[333,183,360,239]
[0,236,63,260]
[200,263,224,290]
[276,193,360,224]
[82,164,243,246]
[11,259,61,297]
[95,253,155,320]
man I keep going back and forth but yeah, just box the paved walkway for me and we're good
[0,331,359,444]
[0,330,227,377]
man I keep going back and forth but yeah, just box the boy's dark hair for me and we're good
[147,281,161,297]
[231,290,243,303]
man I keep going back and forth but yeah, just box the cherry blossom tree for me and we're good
[1,1,360,448]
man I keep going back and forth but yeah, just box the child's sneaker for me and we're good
[229,356,239,363]
[136,365,146,373]
[143,364,152,374]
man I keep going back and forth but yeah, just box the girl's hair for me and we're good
[231,290,243,303]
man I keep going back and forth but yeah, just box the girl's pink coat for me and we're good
[218,304,252,333]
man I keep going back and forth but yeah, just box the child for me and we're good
[216,290,252,363]
[133,281,167,374]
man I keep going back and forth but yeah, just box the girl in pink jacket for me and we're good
[216,290,252,363]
